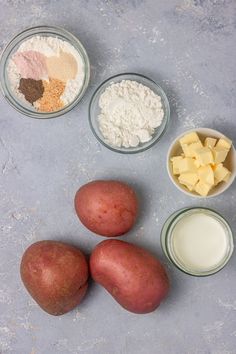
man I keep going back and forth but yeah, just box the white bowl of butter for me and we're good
[167,128,236,198]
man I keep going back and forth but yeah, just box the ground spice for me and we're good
[19,78,44,104]
[13,51,47,80]
[36,78,65,112]
[46,51,78,82]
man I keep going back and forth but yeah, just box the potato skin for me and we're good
[90,240,170,314]
[74,180,138,237]
[20,241,89,316]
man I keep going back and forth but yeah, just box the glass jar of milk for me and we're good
[161,207,234,276]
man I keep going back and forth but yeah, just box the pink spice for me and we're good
[13,50,47,80]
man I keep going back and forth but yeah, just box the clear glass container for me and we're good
[89,73,170,154]
[0,26,90,118]
[161,207,234,276]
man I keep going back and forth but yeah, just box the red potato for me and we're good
[74,180,138,237]
[20,241,89,316]
[90,239,170,314]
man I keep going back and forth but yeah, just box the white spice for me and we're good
[98,80,164,148]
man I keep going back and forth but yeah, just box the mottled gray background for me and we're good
[0,1,236,353]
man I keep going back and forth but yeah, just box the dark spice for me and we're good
[19,78,44,104]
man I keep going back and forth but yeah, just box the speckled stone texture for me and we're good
[0,1,236,353]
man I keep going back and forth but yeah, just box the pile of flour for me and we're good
[98,80,164,148]
[7,36,85,107]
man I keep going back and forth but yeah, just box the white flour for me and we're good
[7,60,27,103]
[98,80,164,148]
[7,35,85,106]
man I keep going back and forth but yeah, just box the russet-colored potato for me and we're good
[20,241,89,315]
[90,239,170,314]
[74,180,138,237]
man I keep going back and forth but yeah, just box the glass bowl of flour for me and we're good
[0,26,90,118]
[89,73,170,153]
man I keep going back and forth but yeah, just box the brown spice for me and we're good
[19,78,44,104]
[36,78,65,112]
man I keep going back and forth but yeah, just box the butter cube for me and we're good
[204,137,217,148]
[182,141,203,157]
[178,173,199,187]
[179,132,200,146]
[212,147,229,164]
[214,164,231,184]
[194,147,214,166]
[216,137,232,150]
[223,172,231,182]
[198,165,214,185]
[185,184,194,192]
[181,144,192,157]
[178,158,197,174]
[195,181,212,196]
[171,156,183,175]
[194,159,201,168]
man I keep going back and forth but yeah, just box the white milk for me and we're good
[171,212,228,271]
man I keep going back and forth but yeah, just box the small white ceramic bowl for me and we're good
[167,128,236,198]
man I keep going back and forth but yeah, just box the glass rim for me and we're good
[88,72,170,154]
[0,25,90,119]
[161,207,234,277]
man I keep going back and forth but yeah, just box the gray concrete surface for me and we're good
[0,1,236,353]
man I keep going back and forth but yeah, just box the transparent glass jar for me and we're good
[0,26,90,118]
[89,73,170,154]
[161,207,234,276]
